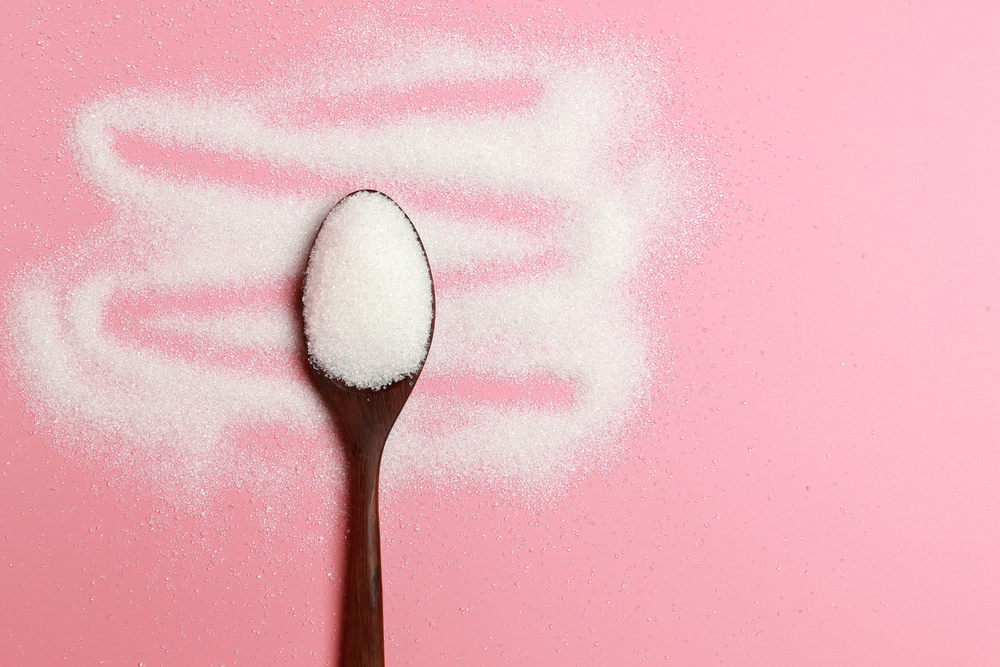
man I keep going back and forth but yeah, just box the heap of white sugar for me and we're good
[303,191,433,390]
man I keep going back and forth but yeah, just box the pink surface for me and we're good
[3,1,1000,665]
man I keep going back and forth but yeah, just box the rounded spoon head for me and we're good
[304,189,434,392]
[305,189,435,452]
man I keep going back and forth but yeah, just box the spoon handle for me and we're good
[344,443,385,667]
[315,377,420,666]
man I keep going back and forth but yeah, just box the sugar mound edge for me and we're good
[303,190,434,390]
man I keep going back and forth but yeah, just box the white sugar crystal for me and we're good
[5,23,719,511]
[303,191,433,390]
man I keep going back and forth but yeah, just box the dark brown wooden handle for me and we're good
[343,440,385,667]
[317,375,414,667]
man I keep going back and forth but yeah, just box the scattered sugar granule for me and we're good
[4,24,718,511]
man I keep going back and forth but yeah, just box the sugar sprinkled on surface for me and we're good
[3,21,719,511]
[303,191,433,390]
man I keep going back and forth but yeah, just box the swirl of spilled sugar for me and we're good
[7,29,709,507]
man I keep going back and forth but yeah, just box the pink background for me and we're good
[3,1,1000,665]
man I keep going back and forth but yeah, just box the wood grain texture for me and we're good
[311,371,421,667]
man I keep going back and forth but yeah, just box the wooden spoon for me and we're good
[304,193,435,667]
